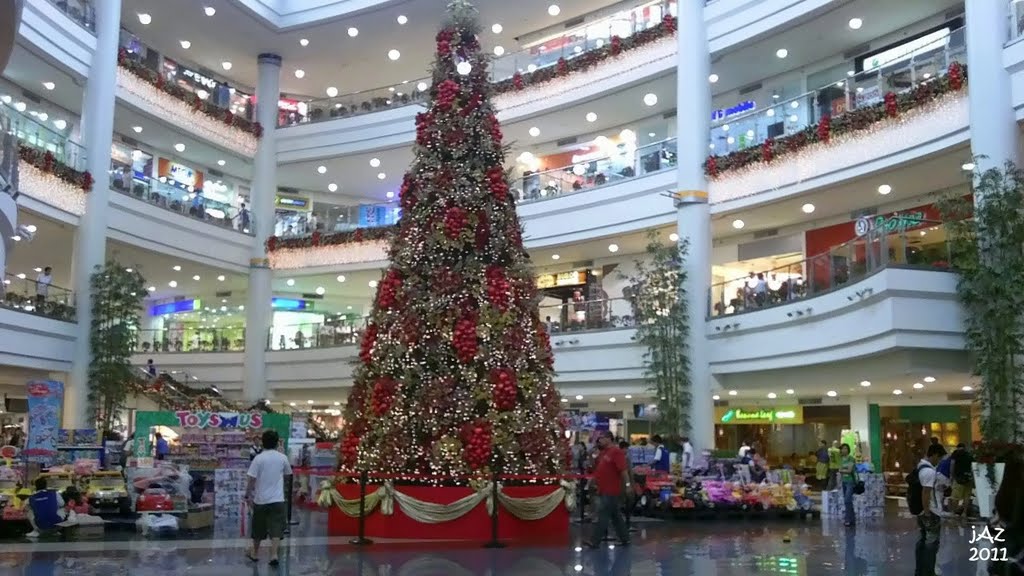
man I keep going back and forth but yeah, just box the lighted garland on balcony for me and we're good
[117,49,264,139]
[19,145,92,192]
[705,62,968,178]
[266,226,396,253]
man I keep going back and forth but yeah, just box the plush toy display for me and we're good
[636,475,817,518]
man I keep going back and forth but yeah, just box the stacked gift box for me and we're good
[821,473,885,518]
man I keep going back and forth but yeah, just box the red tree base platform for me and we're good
[327,484,569,543]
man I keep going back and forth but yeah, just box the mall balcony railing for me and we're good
[1,100,87,173]
[1,273,76,322]
[279,0,678,127]
[708,26,966,155]
[708,220,953,318]
[47,0,95,32]
[1010,0,1024,43]
[268,321,368,351]
[135,328,245,354]
[110,162,256,236]
[539,297,636,334]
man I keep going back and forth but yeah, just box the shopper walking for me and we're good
[815,440,830,489]
[35,266,52,308]
[827,441,841,491]
[839,443,857,527]
[949,443,974,518]
[245,430,292,567]
[154,432,169,460]
[585,432,631,548]
[908,442,946,576]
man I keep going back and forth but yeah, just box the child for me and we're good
[27,477,65,538]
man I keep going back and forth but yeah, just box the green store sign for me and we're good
[855,211,927,237]
[717,407,803,425]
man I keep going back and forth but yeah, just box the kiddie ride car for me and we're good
[135,487,175,512]
[84,471,132,515]
[0,479,30,521]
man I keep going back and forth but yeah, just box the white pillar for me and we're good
[67,0,121,430]
[243,53,281,402]
[965,0,1019,174]
[848,397,871,461]
[676,0,713,451]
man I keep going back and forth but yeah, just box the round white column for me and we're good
[675,0,714,451]
[66,0,121,429]
[965,0,1019,174]
[243,53,281,402]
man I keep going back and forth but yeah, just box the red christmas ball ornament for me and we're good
[491,368,518,411]
[340,433,360,467]
[400,176,418,211]
[662,14,677,33]
[512,71,524,90]
[453,314,478,363]
[947,62,964,91]
[475,211,490,251]
[443,206,469,240]
[557,57,568,76]
[460,419,493,470]
[761,138,774,163]
[377,268,403,310]
[486,266,511,311]
[436,79,460,110]
[370,377,398,416]
[705,156,718,178]
[817,114,831,143]
[359,324,378,365]
[415,111,435,146]
[311,230,322,246]
[610,35,622,56]
[884,91,898,118]
[223,110,234,126]
[486,166,509,202]
[81,171,94,192]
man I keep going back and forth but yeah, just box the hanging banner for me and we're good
[24,380,64,464]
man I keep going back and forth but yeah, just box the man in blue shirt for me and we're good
[651,434,670,472]
[155,432,169,460]
[27,477,64,538]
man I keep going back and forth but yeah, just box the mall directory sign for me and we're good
[715,406,804,425]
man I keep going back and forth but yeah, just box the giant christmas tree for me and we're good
[340,1,567,479]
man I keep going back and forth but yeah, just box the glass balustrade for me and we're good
[708,221,953,318]
[539,297,636,335]
[280,1,677,126]
[1011,0,1024,42]
[708,26,966,156]
[268,321,368,351]
[46,0,95,32]
[1,273,75,321]
[135,328,245,353]
[1,101,87,172]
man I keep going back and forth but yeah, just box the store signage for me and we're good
[151,299,201,316]
[182,68,218,90]
[856,85,883,108]
[169,163,196,187]
[854,211,927,237]
[863,28,950,72]
[716,406,803,425]
[275,194,310,211]
[711,100,756,122]
[536,270,587,289]
[174,411,264,429]
[272,297,311,310]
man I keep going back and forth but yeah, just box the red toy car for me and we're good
[135,488,174,512]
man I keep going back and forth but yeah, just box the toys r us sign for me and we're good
[174,411,264,429]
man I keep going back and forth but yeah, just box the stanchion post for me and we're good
[349,470,373,546]
[483,465,506,548]
[286,474,299,527]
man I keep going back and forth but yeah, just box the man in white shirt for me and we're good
[35,266,52,307]
[681,436,694,471]
[738,440,751,459]
[914,443,947,576]
[245,430,292,567]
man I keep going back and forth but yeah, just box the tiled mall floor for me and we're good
[0,511,993,575]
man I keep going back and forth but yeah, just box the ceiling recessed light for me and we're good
[377,172,386,180]
[300,38,309,47]
[785,389,795,395]
[294,69,305,78]
[416,81,428,92]
[307,400,314,405]
[172,265,181,271]
[147,286,156,292]
[314,165,327,174]
[138,13,152,25]
[726,136,735,144]
[385,191,395,199]
[608,243,619,253]
[369,280,378,288]
[585,112,597,122]
[221,61,232,70]
[548,4,561,16]
[204,6,216,16]
[732,219,745,229]
[336,275,346,283]
[669,232,679,242]
[528,127,540,137]
[708,73,719,83]
[53,119,67,130]
[325,87,339,98]
[801,203,815,214]
[767,392,777,399]
[860,380,871,387]
[397,15,408,24]
[551,254,560,260]
[217,275,225,281]
[41,81,55,91]
[826,390,837,397]
[347,27,359,37]
[369,158,381,168]
[494,46,505,56]
[789,114,798,122]
[168,280,177,288]
[924,376,936,383]
[492,23,503,33]
[315,286,326,295]
[728,390,738,396]
[174,143,186,153]
[848,17,863,30]
[575,394,583,400]
[877,184,892,195]
[609,397,616,403]
[893,389,903,395]
[527,64,537,73]
[388,49,401,61]
[648,132,656,138]
[192,275,200,281]
[643,93,658,106]
[962,385,973,392]
[962,162,975,171]
[776,48,788,59]
[560,398,568,403]
[289,402,296,407]
[132,126,143,133]
[328,183,338,192]
[712,394,720,400]
[180,40,191,49]
[913,382,924,389]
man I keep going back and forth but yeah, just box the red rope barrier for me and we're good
[290,468,593,482]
